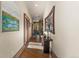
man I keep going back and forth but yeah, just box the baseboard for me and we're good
[13,36,32,58]
[13,45,25,58]
[51,50,57,58]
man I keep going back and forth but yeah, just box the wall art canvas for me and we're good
[2,11,19,32]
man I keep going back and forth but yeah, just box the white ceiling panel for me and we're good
[24,1,54,21]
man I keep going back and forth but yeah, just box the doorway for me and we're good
[24,13,30,45]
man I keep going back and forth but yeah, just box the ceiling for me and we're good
[25,1,54,21]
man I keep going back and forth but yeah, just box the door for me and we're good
[24,13,29,45]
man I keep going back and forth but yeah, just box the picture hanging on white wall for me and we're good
[45,6,55,34]
[2,11,19,32]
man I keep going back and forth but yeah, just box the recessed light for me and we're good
[35,4,38,7]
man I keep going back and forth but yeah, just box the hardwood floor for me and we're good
[30,36,41,42]
[19,37,57,58]
[19,48,49,58]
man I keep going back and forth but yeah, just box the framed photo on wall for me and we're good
[2,11,19,32]
[45,6,55,34]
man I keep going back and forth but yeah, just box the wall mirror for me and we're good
[45,6,55,34]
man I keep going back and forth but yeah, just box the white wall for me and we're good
[43,1,79,58]
[0,1,32,57]
[54,1,79,57]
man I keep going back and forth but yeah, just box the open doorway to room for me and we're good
[32,20,43,42]
[24,13,30,45]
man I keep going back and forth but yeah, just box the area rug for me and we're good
[27,42,43,50]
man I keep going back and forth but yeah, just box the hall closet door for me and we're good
[24,13,29,45]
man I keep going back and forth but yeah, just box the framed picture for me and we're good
[2,11,19,32]
[45,6,55,34]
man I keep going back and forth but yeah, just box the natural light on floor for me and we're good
[27,42,43,50]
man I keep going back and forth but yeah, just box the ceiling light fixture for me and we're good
[35,4,38,7]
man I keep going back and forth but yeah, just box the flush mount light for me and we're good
[35,4,38,7]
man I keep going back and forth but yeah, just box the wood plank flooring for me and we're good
[19,37,57,58]
[19,48,49,58]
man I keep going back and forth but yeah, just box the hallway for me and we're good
[19,37,56,58]
[1,1,79,58]
[19,48,49,58]
[19,37,49,58]
[0,1,55,58]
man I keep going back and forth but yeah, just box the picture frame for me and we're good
[45,6,55,34]
[2,11,19,32]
